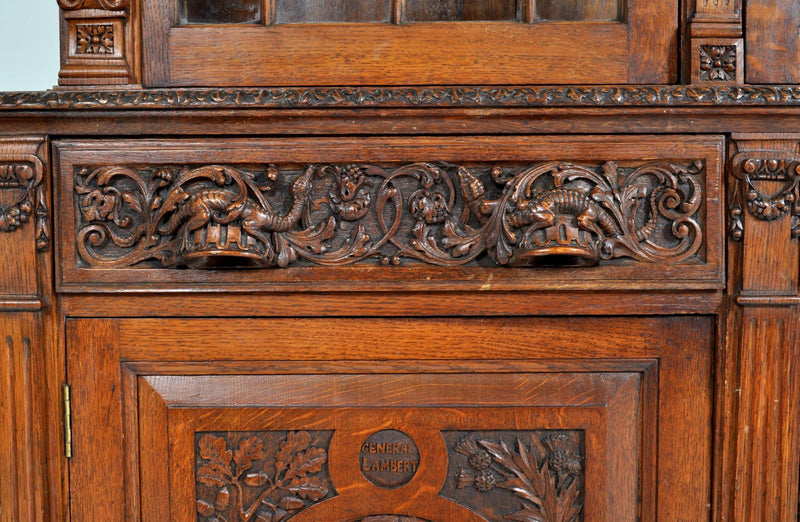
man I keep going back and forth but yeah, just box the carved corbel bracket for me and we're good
[729,151,800,241]
[0,138,49,252]
[57,0,138,86]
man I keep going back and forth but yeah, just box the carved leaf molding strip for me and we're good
[8,86,800,110]
[730,151,800,240]
[195,431,334,522]
[74,160,705,269]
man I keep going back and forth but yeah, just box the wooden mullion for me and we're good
[523,0,536,23]
[264,0,275,24]
[392,0,405,24]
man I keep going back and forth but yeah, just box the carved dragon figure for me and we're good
[158,167,313,253]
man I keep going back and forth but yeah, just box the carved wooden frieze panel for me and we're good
[441,431,584,522]
[73,160,705,269]
[195,431,335,522]
[0,138,48,252]
[730,151,800,240]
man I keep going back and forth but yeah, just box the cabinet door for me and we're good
[142,0,677,86]
[66,316,713,521]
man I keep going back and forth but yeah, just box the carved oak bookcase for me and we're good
[1,1,800,521]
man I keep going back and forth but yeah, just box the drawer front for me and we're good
[66,316,713,521]
[56,136,724,292]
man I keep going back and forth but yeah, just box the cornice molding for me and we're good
[5,85,800,111]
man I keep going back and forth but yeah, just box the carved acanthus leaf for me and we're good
[73,160,706,268]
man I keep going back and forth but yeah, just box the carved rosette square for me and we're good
[698,45,736,82]
[76,24,115,55]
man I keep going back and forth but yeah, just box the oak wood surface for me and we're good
[59,290,724,317]
[746,0,800,83]
[63,315,712,521]
[65,319,124,522]
[167,23,629,86]
[8,2,800,520]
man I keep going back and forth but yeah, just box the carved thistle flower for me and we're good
[543,433,583,489]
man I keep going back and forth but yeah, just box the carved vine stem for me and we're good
[74,160,705,269]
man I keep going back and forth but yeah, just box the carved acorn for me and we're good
[213,487,230,512]
[243,471,270,487]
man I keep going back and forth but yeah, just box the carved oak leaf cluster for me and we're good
[455,434,583,522]
[196,431,330,522]
[74,160,704,269]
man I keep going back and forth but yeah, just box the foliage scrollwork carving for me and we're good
[74,160,705,269]
[731,152,800,240]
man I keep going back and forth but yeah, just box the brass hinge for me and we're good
[63,384,72,459]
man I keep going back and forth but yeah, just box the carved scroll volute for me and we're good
[57,0,138,86]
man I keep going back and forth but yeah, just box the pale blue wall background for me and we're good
[0,1,60,91]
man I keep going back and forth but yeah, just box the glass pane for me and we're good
[179,0,262,24]
[535,0,621,21]
[275,0,392,23]
[405,0,519,21]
